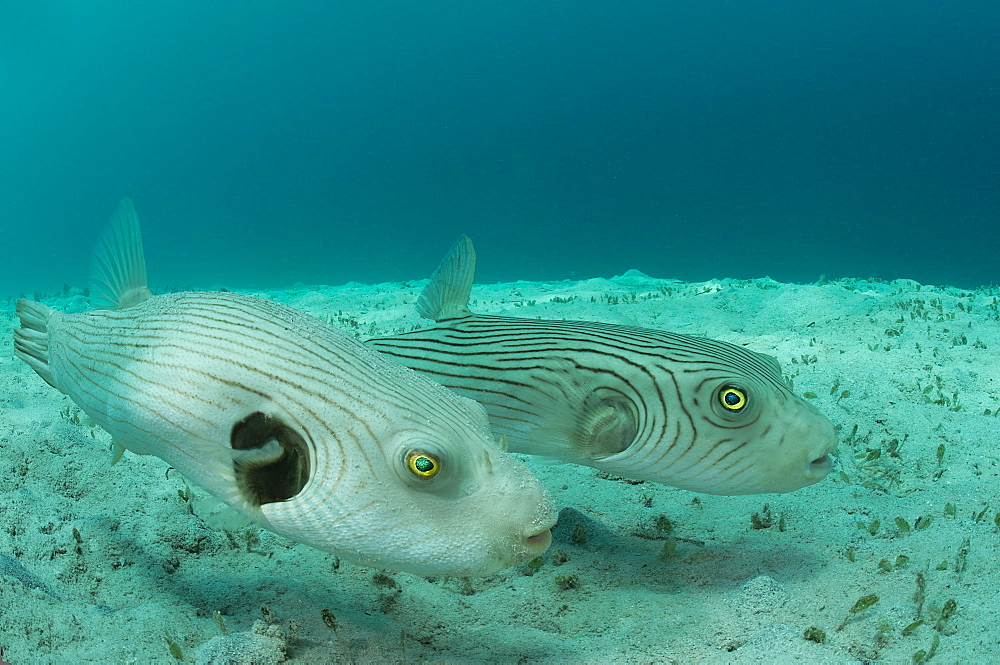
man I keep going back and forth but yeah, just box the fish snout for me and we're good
[806,449,835,480]
[505,524,553,567]
[507,495,557,564]
[524,525,553,554]
[801,415,839,483]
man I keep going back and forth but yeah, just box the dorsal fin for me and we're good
[416,235,477,321]
[89,197,153,310]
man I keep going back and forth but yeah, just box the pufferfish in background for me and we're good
[13,200,555,577]
[367,236,838,495]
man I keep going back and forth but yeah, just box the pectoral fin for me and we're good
[525,386,638,463]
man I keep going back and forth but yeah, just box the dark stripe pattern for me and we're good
[369,313,837,495]
[35,292,553,575]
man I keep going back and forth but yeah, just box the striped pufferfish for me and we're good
[13,200,555,576]
[366,236,838,495]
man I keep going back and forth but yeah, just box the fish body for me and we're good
[367,236,837,495]
[14,201,555,576]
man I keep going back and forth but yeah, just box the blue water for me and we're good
[3,2,997,296]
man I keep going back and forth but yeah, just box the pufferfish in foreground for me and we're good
[13,200,555,576]
[367,236,838,495]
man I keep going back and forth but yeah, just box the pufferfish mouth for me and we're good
[506,525,555,566]
[526,527,553,552]
[808,453,835,478]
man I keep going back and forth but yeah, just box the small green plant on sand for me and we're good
[837,594,879,631]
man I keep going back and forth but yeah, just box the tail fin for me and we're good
[14,299,59,389]
[89,197,153,310]
[416,235,477,321]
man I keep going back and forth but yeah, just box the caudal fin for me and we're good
[14,299,59,389]
[89,197,153,310]
[416,235,477,321]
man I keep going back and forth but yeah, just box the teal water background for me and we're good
[2,1,997,296]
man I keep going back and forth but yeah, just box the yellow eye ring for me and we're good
[406,451,440,478]
[719,386,748,412]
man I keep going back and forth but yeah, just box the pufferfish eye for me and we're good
[405,450,441,478]
[719,386,749,412]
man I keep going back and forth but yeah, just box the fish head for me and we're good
[655,350,838,495]
[591,342,837,495]
[249,398,556,577]
[372,421,557,576]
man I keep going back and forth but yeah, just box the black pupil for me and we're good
[725,391,741,406]
[414,456,434,473]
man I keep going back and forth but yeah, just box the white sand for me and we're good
[1,272,997,663]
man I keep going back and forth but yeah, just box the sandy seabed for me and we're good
[1,270,998,663]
